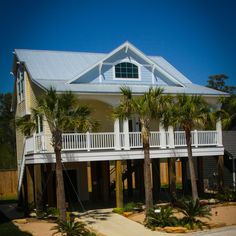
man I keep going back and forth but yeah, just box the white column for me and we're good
[194,130,198,147]
[168,126,174,148]
[123,119,130,150]
[216,119,223,146]
[159,123,166,149]
[86,131,91,151]
[114,118,121,150]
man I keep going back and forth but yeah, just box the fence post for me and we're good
[86,131,91,151]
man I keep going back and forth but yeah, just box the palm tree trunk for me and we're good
[168,157,176,202]
[141,123,153,213]
[54,130,66,221]
[217,155,224,192]
[185,129,198,201]
[115,160,123,208]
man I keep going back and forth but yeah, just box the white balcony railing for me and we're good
[25,130,220,154]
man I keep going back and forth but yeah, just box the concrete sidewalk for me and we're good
[80,208,172,236]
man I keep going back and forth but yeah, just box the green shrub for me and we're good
[176,198,211,230]
[145,206,178,229]
[112,208,124,214]
[51,217,95,236]
[46,207,59,217]
[123,202,143,212]
[216,189,236,202]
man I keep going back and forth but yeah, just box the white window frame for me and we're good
[113,59,141,81]
[17,67,25,103]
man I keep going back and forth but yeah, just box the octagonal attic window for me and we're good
[115,62,139,79]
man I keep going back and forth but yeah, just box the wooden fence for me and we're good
[0,170,17,200]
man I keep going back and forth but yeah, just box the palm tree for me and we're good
[16,88,97,220]
[113,87,171,212]
[170,94,210,201]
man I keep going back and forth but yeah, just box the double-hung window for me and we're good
[17,67,25,102]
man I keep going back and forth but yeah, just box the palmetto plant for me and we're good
[113,87,172,213]
[145,206,178,229]
[16,88,97,220]
[176,198,211,229]
[51,218,94,236]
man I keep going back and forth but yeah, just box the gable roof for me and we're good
[13,42,227,96]
[67,41,186,86]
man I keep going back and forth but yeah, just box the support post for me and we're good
[159,123,166,149]
[115,160,123,208]
[217,155,224,192]
[233,159,236,192]
[197,156,204,195]
[152,159,160,200]
[123,119,130,150]
[34,164,43,209]
[168,158,176,202]
[216,119,223,146]
[114,118,121,150]
[127,160,133,198]
[26,165,34,205]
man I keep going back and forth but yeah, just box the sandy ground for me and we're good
[15,205,236,236]
[128,204,236,227]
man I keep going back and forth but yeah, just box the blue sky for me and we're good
[0,0,235,93]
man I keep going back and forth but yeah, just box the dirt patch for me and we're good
[128,204,236,229]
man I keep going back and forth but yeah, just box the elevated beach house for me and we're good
[12,42,226,207]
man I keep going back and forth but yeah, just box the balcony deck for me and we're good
[24,130,224,164]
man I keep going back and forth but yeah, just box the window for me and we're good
[36,115,43,133]
[115,62,139,79]
[17,67,25,102]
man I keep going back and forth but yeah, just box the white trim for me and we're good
[66,41,185,87]
[25,147,224,164]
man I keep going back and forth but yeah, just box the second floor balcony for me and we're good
[25,129,222,155]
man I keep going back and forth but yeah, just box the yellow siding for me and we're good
[79,99,114,132]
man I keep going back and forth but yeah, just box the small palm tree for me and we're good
[51,217,92,236]
[176,198,211,229]
[113,87,171,213]
[170,94,210,201]
[16,88,97,220]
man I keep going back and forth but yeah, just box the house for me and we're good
[12,41,227,208]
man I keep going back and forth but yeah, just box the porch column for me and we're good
[159,123,166,148]
[168,126,175,148]
[216,119,223,146]
[114,118,121,150]
[123,119,130,150]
